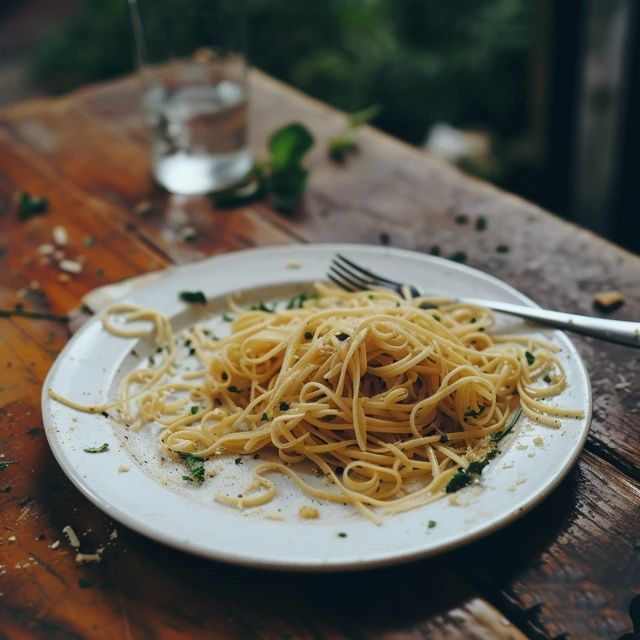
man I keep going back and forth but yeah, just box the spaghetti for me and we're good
[49,285,583,522]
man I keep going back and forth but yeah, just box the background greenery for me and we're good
[31,0,536,189]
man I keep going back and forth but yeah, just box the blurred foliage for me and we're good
[31,0,534,163]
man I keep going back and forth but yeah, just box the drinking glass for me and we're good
[127,0,251,195]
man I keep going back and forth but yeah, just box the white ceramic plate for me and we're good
[42,244,591,571]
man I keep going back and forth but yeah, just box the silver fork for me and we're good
[328,254,640,348]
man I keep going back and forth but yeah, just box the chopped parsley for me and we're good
[439,434,449,443]
[525,351,535,365]
[250,301,274,313]
[496,244,510,254]
[190,406,199,415]
[428,520,437,529]
[475,216,487,231]
[83,443,109,454]
[335,332,349,342]
[279,401,290,411]
[379,231,391,246]
[454,213,469,225]
[179,452,205,483]
[16,191,49,219]
[261,413,269,421]
[433,314,441,322]
[1,485,11,493]
[429,245,441,256]
[337,532,347,538]
[304,331,313,340]
[228,386,239,392]
[78,578,94,589]
[179,290,207,304]
[446,409,522,494]
[490,409,523,444]
[287,292,315,309]
[222,314,233,322]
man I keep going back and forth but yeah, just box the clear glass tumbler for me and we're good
[127,0,251,195]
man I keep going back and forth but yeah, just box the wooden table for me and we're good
[1,70,639,640]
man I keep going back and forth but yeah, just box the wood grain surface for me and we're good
[0,70,638,640]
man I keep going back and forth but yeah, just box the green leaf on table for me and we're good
[328,104,380,163]
[328,137,358,163]
[213,123,314,213]
[16,191,49,219]
[347,104,381,129]
[213,166,267,209]
[268,123,314,170]
[268,165,310,212]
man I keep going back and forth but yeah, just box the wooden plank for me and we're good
[465,451,640,639]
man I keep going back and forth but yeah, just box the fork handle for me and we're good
[463,298,640,348]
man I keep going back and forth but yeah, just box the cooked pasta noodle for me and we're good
[49,285,583,522]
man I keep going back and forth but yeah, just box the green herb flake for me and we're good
[279,402,290,411]
[433,314,441,322]
[491,409,523,444]
[16,191,49,219]
[0,460,17,472]
[179,290,207,305]
[328,137,357,162]
[336,332,349,342]
[439,434,449,443]
[78,578,94,589]
[83,443,109,454]
[525,351,535,365]
[304,331,313,340]
[250,301,274,313]
[496,244,510,254]
[228,386,239,393]
[379,232,391,246]
[82,236,96,247]
[190,406,199,415]
[428,520,437,529]
[429,246,441,256]
[0,485,11,493]
[445,469,472,493]
[261,413,269,421]
[222,314,233,322]
[475,216,487,231]
[179,452,205,483]
[287,292,315,310]
[328,104,379,163]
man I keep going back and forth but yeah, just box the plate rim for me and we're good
[41,243,592,572]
